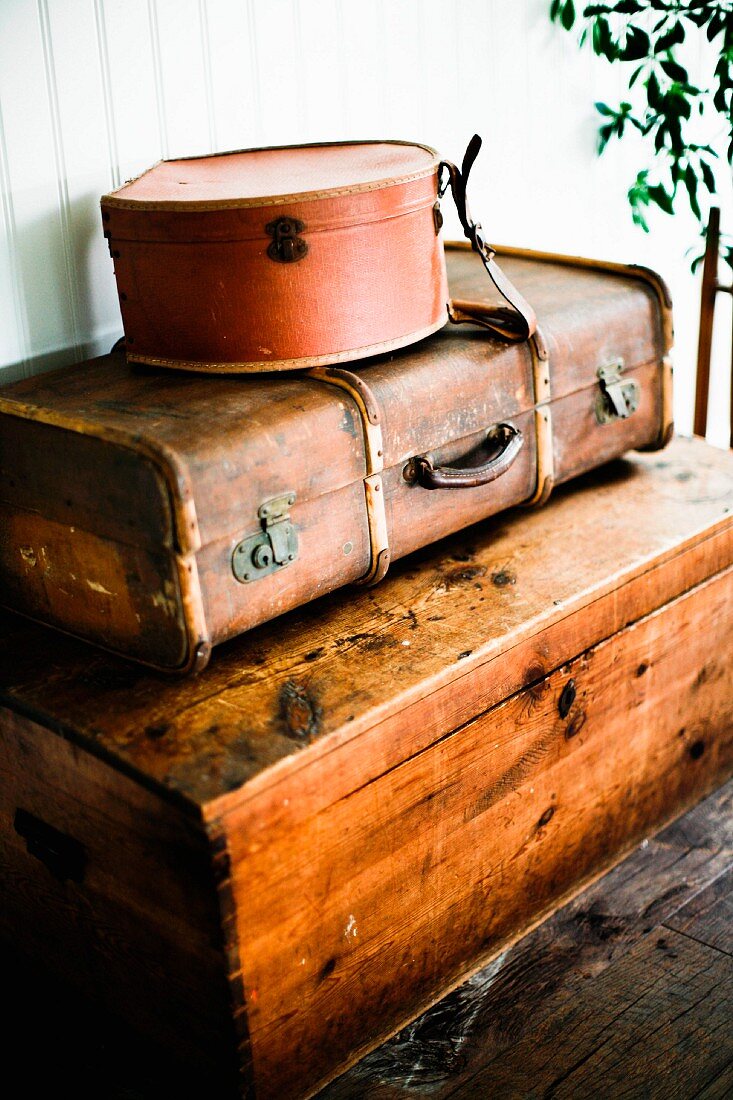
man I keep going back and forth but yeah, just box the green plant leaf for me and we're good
[646,70,663,110]
[684,164,702,218]
[550,0,731,241]
[592,16,618,59]
[628,178,650,231]
[666,91,692,119]
[707,12,724,42]
[655,22,685,52]
[687,10,710,28]
[660,58,688,82]
[628,63,645,87]
[700,159,716,192]
[621,25,650,61]
[647,183,675,215]
[667,113,683,156]
[561,0,576,31]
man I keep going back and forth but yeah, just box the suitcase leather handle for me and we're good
[441,135,537,343]
[408,423,523,491]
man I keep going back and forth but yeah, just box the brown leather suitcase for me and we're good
[100,136,534,372]
[1,437,732,1099]
[0,244,673,673]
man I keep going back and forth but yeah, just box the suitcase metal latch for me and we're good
[232,492,298,583]
[266,217,308,263]
[595,361,640,424]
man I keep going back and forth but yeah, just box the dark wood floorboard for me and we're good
[665,867,733,956]
[691,1061,733,1099]
[322,779,733,1099]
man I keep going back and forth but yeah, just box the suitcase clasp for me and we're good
[232,492,299,583]
[595,361,640,424]
[266,217,308,263]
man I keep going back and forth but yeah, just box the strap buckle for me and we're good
[471,222,495,262]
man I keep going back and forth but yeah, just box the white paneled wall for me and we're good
[0,0,731,441]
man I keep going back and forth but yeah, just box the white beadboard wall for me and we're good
[0,0,731,442]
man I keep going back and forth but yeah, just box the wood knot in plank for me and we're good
[565,709,586,740]
[558,679,576,719]
[444,564,487,588]
[523,660,549,702]
[279,680,321,743]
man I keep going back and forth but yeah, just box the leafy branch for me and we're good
[550,1,733,246]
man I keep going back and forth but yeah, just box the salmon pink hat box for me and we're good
[100,135,536,373]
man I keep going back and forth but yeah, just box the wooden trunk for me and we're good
[1,437,732,1099]
[0,245,673,672]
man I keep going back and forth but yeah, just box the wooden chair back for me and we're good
[695,207,733,448]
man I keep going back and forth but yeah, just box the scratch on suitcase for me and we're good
[150,581,178,616]
[86,579,116,597]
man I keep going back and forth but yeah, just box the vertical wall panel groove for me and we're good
[0,98,29,377]
[245,0,263,146]
[36,0,82,361]
[147,0,169,158]
[93,0,121,189]
[290,0,307,135]
[334,1,349,134]
[198,0,217,152]
[415,1,426,139]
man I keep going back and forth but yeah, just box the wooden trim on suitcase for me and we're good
[303,367,384,476]
[355,474,391,587]
[306,368,389,585]
[525,327,555,507]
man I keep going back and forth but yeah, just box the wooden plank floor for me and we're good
[3,778,732,1098]
[322,778,733,1100]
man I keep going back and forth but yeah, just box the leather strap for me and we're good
[441,135,537,343]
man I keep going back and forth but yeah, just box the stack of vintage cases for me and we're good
[0,141,699,1100]
[0,140,673,673]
